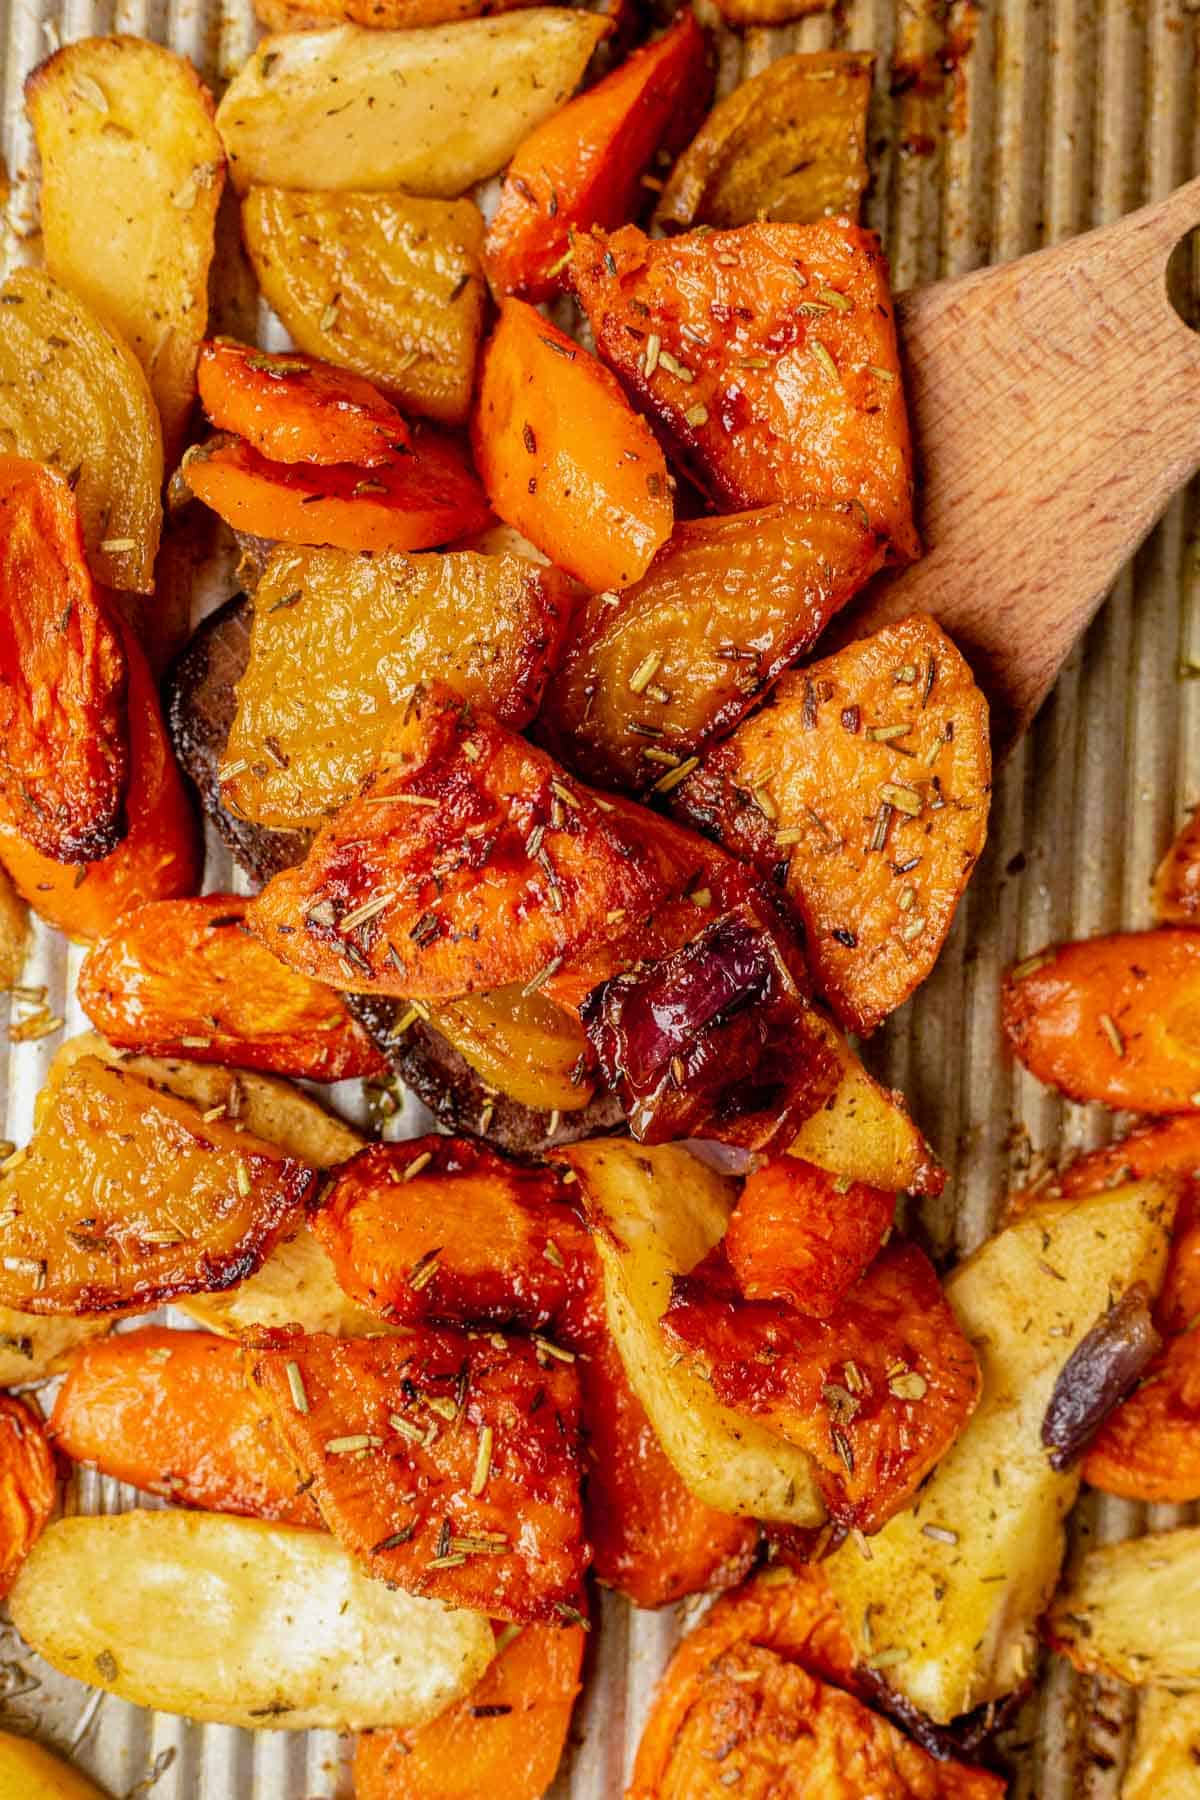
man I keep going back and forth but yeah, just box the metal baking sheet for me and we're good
[2,0,1199,1791]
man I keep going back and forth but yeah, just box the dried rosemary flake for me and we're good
[285,1361,309,1414]
[894,663,919,685]
[179,1036,212,1049]
[684,403,709,427]
[388,1413,425,1444]
[921,1522,959,1544]
[7,1010,64,1043]
[628,650,663,695]
[522,955,563,997]
[642,332,661,378]
[372,1525,416,1553]
[72,74,109,111]
[544,1240,565,1269]
[652,755,698,793]
[866,723,912,743]
[99,537,137,554]
[1099,1012,1126,1058]
[643,747,681,767]
[549,780,580,810]
[533,1335,576,1364]
[325,1434,381,1455]
[888,1369,927,1400]
[869,1646,910,1669]
[899,915,926,942]
[408,1246,442,1291]
[1010,950,1053,982]
[897,886,917,913]
[878,782,922,816]
[752,786,778,821]
[470,1424,494,1497]
[320,299,341,331]
[403,1150,434,1183]
[657,350,694,383]
[426,1552,468,1570]
[2,1256,44,1289]
[774,826,806,847]
[814,286,852,312]
[810,341,840,383]
[868,364,898,382]
[479,1101,495,1134]
[388,1005,425,1038]
[689,887,712,908]
[235,1159,252,1198]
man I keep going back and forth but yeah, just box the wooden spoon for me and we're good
[838,175,1200,750]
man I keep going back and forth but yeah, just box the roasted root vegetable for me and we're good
[674,615,991,1034]
[1121,1690,1200,1800]
[656,52,873,233]
[197,339,410,464]
[78,894,387,1080]
[0,1397,55,1600]
[484,14,711,302]
[9,1510,495,1730]
[184,428,490,554]
[1047,1525,1200,1686]
[537,505,884,793]
[255,0,538,27]
[473,302,672,592]
[185,1227,389,1341]
[0,268,162,594]
[0,1054,317,1314]
[26,37,224,459]
[0,866,27,990]
[424,986,597,1115]
[823,1177,1175,1723]
[355,1621,585,1800]
[0,1312,108,1391]
[0,1733,109,1800]
[220,542,570,830]
[251,1328,586,1623]
[50,1326,316,1526]
[1003,928,1200,1111]
[242,189,487,428]
[788,1010,946,1194]
[216,15,610,197]
[1155,807,1200,923]
[725,1157,896,1316]
[573,220,917,561]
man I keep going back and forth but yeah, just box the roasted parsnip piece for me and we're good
[1155,808,1200,923]
[1121,1690,1200,1800]
[1047,1525,1200,1687]
[197,339,410,463]
[0,1312,109,1391]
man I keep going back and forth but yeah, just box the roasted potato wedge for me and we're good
[243,188,487,427]
[10,1510,494,1731]
[824,1178,1176,1723]
[216,15,609,197]
[0,1397,55,1600]
[558,1138,826,1526]
[1047,1525,1200,1687]
[1122,1690,1200,1799]
[0,269,162,593]
[788,1009,946,1194]
[185,1228,388,1340]
[656,52,873,232]
[1155,808,1200,924]
[0,1733,108,1800]
[26,37,224,460]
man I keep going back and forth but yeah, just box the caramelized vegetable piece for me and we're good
[1002,928,1200,1111]
[256,0,537,27]
[50,1326,317,1526]
[0,458,128,863]
[1122,1689,1200,1800]
[426,986,596,1114]
[537,505,884,793]
[0,1055,317,1314]
[221,542,570,830]
[243,189,487,428]
[725,1157,895,1317]
[485,14,711,302]
[184,429,490,553]
[0,1397,55,1600]
[247,681,711,998]
[1080,1329,1200,1502]
[664,1242,980,1532]
[1040,1282,1162,1471]
[709,0,836,22]
[674,615,990,1034]
[0,620,199,941]
[1155,808,1200,923]
[573,221,916,561]
[472,301,672,591]
[1046,1524,1200,1687]
[0,1732,110,1800]
[789,1011,945,1195]
[78,894,386,1081]
[355,1621,584,1800]
[197,339,410,464]
[251,1328,587,1622]
[0,863,28,990]
[656,52,872,233]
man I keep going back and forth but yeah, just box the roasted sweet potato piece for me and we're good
[656,53,873,233]
[573,221,916,562]
[247,681,713,999]
[197,340,410,465]
[355,1620,584,1800]
[184,428,490,554]
[77,894,387,1081]
[0,458,128,863]
[472,301,672,592]
[251,1328,587,1622]
[0,619,200,941]
[1155,808,1200,923]
[484,15,711,303]
[664,1242,980,1533]
[1002,928,1200,1112]
[674,615,991,1034]
[0,1397,55,1602]
[220,541,570,830]
[50,1326,317,1526]
[0,1055,317,1315]
[537,506,884,794]
[725,1157,896,1317]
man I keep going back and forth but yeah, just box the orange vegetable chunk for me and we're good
[197,339,410,464]
[472,301,672,591]
[725,1157,895,1317]
[1155,808,1200,924]
[573,220,917,561]
[0,1397,55,1600]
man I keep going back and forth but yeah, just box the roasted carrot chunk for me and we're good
[663,1242,980,1532]
[354,1620,585,1800]
[725,1157,896,1317]
[0,1056,317,1315]
[472,301,672,591]
[78,894,387,1081]
[673,615,991,1034]
[197,339,410,465]
[251,1328,587,1623]
[184,427,490,553]
[0,1397,55,1600]
[0,456,128,862]
[1002,928,1200,1112]
[536,505,884,794]
[573,220,918,562]
[50,1326,317,1525]
[484,14,711,303]
[246,681,716,999]
[1155,809,1200,924]
[0,618,200,941]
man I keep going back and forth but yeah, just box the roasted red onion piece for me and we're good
[1041,1282,1162,1471]
[580,909,837,1150]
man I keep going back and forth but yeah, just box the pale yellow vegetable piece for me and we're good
[216,14,610,198]
[26,37,225,460]
[559,1137,826,1527]
[0,1312,109,1389]
[1048,1526,1200,1689]
[0,862,28,992]
[825,1178,1175,1723]
[1123,1690,1200,1799]
[10,1511,494,1731]
[429,987,594,1114]
[0,1731,109,1800]
[789,1011,943,1195]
